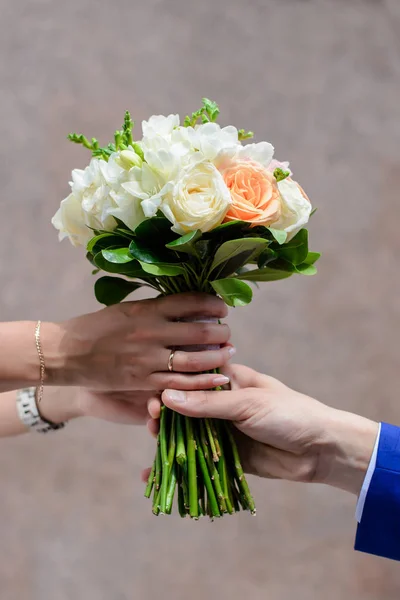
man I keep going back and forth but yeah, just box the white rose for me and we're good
[161,161,231,234]
[272,178,312,239]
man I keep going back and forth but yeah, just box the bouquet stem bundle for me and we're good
[145,407,255,518]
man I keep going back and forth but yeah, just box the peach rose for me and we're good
[221,160,281,226]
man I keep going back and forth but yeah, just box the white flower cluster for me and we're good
[52,114,312,246]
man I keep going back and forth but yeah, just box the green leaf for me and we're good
[310,208,317,217]
[295,263,317,276]
[278,229,308,266]
[94,276,143,306]
[195,239,214,260]
[303,251,320,265]
[134,216,176,244]
[129,238,173,264]
[139,262,186,277]
[87,233,128,254]
[234,267,293,282]
[268,228,287,245]
[166,230,202,255]
[210,238,268,277]
[211,278,253,307]
[94,252,146,276]
[209,220,248,234]
[257,247,278,268]
[102,248,135,264]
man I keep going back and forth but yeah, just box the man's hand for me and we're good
[151,364,379,496]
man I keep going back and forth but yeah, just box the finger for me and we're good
[150,372,230,392]
[158,344,236,373]
[147,418,159,438]
[159,321,230,347]
[147,397,162,419]
[141,467,152,483]
[161,388,251,420]
[158,293,228,320]
[221,364,267,390]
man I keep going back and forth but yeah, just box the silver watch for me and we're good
[16,387,66,433]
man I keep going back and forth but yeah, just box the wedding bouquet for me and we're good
[52,99,319,519]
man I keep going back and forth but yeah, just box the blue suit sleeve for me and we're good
[355,422,400,561]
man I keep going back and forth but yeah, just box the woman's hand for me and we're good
[11,293,232,393]
[148,364,378,496]
[0,387,155,438]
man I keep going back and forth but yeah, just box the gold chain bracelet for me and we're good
[34,320,46,403]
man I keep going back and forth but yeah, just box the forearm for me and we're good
[0,321,65,392]
[0,387,81,438]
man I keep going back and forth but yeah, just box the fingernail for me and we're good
[213,375,230,385]
[228,346,236,357]
[164,389,187,404]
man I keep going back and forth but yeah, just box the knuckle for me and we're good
[295,459,318,483]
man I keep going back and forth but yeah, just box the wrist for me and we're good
[316,408,379,495]
[40,322,70,386]
[39,387,82,424]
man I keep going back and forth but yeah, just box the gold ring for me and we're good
[168,350,176,372]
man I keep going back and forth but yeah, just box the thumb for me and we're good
[161,388,247,421]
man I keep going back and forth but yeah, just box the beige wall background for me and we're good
[1,0,400,598]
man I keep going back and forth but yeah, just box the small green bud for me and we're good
[119,149,143,169]
[238,129,254,141]
[131,143,145,161]
[274,168,290,182]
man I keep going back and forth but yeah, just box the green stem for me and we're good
[176,414,187,466]
[205,419,218,462]
[166,464,177,514]
[159,406,170,514]
[195,429,220,518]
[152,441,162,515]
[181,464,189,513]
[224,422,256,514]
[144,458,156,498]
[200,421,227,513]
[167,412,176,470]
[185,416,199,519]
[217,445,234,514]
[178,471,186,518]
[211,420,222,457]
[231,482,241,512]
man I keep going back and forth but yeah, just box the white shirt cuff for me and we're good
[355,422,381,523]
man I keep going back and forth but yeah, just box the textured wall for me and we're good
[1,0,400,598]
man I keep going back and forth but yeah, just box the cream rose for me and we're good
[272,178,312,239]
[161,161,231,234]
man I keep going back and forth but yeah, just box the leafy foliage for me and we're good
[87,214,319,306]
